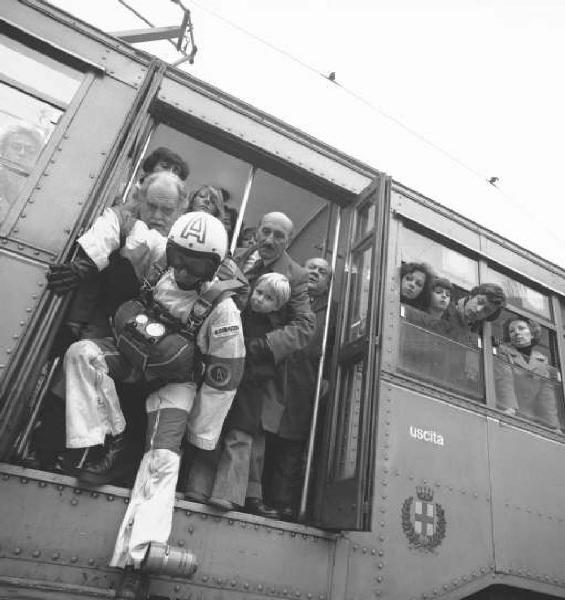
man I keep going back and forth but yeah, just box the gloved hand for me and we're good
[46,252,97,295]
[245,336,274,364]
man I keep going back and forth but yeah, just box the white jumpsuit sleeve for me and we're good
[188,297,246,450]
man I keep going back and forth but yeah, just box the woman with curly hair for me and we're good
[400,261,434,310]
[494,316,561,428]
[187,184,225,221]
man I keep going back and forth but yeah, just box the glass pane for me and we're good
[402,227,478,291]
[486,268,551,320]
[1,84,61,223]
[333,361,364,480]
[399,317,484,400]
[1,35,82,105]
[346,245,373,341]
[355,200,376,239]
[491,309,556,367]
[494,356,563,430]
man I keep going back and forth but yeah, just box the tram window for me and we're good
[345,245,373,341]
[486,267,551,321]
[492,310,564,430]
[1,36,83,105]
[402,227,478,291]
[0,35,83,224]
[398,226,484,399]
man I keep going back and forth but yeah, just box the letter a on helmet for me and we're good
[168,211,228,264]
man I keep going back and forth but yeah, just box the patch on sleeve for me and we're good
[206,363,232,387]
[212,324,241,338]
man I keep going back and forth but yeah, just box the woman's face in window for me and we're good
[401,270,426,300]
[509,320,533,348]
[192,187,220,216]
[430,285,451,312]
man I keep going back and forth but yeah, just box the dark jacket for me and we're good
[226,248,316,436]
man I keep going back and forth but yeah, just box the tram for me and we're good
[1,1,565,599]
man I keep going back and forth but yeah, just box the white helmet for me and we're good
[167,211,228,266]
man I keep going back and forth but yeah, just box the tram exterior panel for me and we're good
[2,1,565,599]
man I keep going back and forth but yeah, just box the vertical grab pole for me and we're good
[230,166,257,255]
[298,208,342,521]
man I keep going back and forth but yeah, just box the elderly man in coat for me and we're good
[184,211,316,519]
[260,257,334,519]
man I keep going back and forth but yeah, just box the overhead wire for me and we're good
[114,0,565,253]
[175,0,565,253]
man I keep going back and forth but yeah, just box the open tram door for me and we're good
[312,174,391,530]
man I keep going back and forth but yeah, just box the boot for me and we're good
[79,433,128,485]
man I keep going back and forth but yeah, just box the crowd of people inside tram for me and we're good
[25,146,333,570]
[17,141,562,572]
[399,261,562,429]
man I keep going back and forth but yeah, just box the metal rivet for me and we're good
[244,583,249,590]
[107,495,114,501]
[174,585,180,592]
[32,550,40,557]
[14,547,22,555]
[258,584,264,591]
[38,481,47,487]
[74,488,82,494]
[71,499,78,506]
[57,485,64,491]
[71,556,78,563]
[52,552,60,560]
[21,477,29,484]
[2,474,9,480]
[88,558,95,566]
[231,580,237,587]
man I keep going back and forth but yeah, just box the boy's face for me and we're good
[430,285,451,312]
[250,280,279,314]
[166,244,217,290]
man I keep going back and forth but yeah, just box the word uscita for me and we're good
[409,426,444,446]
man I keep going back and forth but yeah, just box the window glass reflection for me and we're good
[1,84,61,223]
[1,35,82,105]
[486,268,551,320]
[333,361,364,480]
[346,245,373,341]
[355,200,376,239]
[399,317,484,400]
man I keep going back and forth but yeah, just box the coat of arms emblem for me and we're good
[401,486,446,551]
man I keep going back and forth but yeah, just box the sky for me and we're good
[47,0,565,268]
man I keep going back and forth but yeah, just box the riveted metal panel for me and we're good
[150,503,335,599]
[370,382,494,600]
[158,78,371,195]
[0,466,126,595]
[3,0,150,88]
[0,464,337,599]
[0,252,47,378]
[489,418,565,588]
[6,76,139,255]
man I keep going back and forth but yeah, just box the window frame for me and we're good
[0,26,97,235]
[386,213,565,439]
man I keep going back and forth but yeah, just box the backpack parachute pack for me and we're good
[113,277,244,383]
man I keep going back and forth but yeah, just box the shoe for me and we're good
[78,433,127,485]
[244,498,280,519]
[185,491,208,504]
[208,496,237,511]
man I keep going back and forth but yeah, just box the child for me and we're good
[184,272,291,512]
